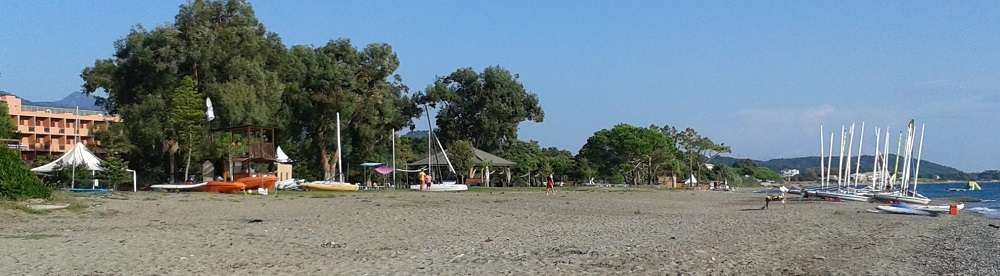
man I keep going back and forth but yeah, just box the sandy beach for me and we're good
[2,188,997,275]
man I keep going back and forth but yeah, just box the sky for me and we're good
[2,1,1000,171]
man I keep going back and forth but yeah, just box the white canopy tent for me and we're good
[30,142,136,192]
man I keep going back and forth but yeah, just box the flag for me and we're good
[205,97,216,121]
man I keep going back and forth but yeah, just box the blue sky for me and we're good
[2,1,999,171]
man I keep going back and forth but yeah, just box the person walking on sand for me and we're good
[546,174,555,195]
[418,169,427,191]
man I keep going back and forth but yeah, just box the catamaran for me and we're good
[871,120,930,204]
[409,105,468,192]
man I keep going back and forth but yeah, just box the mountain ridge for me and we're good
[710,155,971,180]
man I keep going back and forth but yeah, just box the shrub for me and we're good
[0,148,50,200]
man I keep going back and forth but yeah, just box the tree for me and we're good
[282,41,419,180]
[0,148,50,200]
[448,140,475,183]
[168,76,207,182]
[0,103,15,139]
[420,66,544,152]
[81,0,286,183]
[655,125,731,178]
[578,124,681,184]
[500,140,543,185]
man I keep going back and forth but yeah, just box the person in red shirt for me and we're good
[546,174,555,195]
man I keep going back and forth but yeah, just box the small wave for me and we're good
[967,207,1000,219]
[981,199,996,203]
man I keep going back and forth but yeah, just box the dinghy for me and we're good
[907,203,964,213]
[236,175,277,190]
[199,181,246,193]
[876,205,933,216]
[303,181,359,192]
[303,113,358,192]
[151,182,208,191]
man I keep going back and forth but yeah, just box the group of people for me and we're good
[416,170,434,191]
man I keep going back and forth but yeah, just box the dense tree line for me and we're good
[76,0,756,186]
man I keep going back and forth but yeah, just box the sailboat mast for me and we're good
[854,122,865,188]
[881,127,890,191]
[901,121,915,193]
[871,127,880,190]
[819,125,826,188]
[845,123,856,188]
[424,105,433,179]
[826,132,835,188]
[891,132,902,191]
[912,124,926,195]
[391,128,397,188]
[838,126,847,188]
[336,112,344,183]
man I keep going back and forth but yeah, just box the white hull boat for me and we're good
[872,191,931,205]
[151,182,208,191]
[814,189,870,202]
[876,205,933,216]
[409,183,468,192]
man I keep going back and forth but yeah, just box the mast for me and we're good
[837,126,847,188]
[891,132,903,191]
[912,124,926,195]
[424,105,433,179]
[391,128,397,188]
[901,121,915,193]
[854,122,865,189]
[819,125,825,188]
[336,112,343,183]
[845,123,856,188]
[881,127,890,191]
[871,126,880,190]
[826,131,835,188]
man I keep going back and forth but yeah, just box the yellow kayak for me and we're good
[302,181,359,192]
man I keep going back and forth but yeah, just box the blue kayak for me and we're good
[68,188,112,193]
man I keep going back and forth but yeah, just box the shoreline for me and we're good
[2,189,997,274]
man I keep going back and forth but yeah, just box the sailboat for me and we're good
[871,120,931,205]
[409,106,468,192]
[302,112,359,192]
[949,181,982,192]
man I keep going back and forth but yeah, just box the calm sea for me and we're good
[919,181,1000,218]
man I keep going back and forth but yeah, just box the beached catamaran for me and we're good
[302,112,360,192]
[409,105,468,192]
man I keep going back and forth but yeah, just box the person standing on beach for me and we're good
[418,170,427,191]
[546,175,555,195]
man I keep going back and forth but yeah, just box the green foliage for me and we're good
[0,103,15,139]
[81,0,285,182]
[0,149,50,200]
[448,140,475,181]
[578,124,680,184]
[655,125,730,176]
[168,77,207,152]
[500,140,543,185]
[98,156,131,190]
[732,159,782,181]
[282,40,418,180]
[421,66,544,152]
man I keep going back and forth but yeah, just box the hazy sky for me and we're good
[2,1,999,171]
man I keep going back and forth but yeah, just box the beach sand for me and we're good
[1,188,997,275]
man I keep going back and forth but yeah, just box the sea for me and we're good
[919,181,1000,219]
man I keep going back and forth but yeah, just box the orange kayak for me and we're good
[200,181,246,193]
[236,175,277,190]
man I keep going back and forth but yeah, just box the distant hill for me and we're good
[711,155,969,180]
[23,92,104,111]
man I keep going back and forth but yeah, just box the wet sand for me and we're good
[1,188,997,275]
